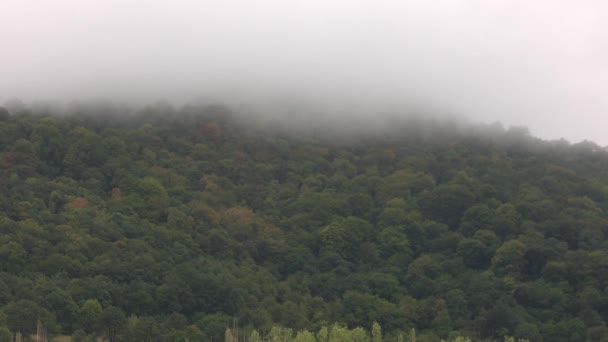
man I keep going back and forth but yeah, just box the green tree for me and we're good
[419,184,475,228]
[101,306,126,342]
[78,299,103,334]
[492,240,526,276]
[372,321,382,342]
[0,107,9,121]
[0,327,11,342]
[4,300,55,336]
[129,177,169,221]
[72,329,87,342]
[224,327,235,342]
[249,330,262,342]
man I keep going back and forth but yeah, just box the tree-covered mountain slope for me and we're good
[1,104,608,341]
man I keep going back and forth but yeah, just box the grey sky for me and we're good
[1,0,607,144]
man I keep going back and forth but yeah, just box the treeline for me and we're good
[224,323,529,342]
[0,103,608,341]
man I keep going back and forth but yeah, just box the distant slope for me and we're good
[0,104,607,341]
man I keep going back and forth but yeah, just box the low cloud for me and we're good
[1,0,607,144]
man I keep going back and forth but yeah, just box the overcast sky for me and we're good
[1,0,607,144]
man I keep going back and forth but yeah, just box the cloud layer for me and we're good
[1,0,607,143]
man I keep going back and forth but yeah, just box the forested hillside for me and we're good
[1,104,608,341]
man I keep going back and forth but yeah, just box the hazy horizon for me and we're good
[1,1,607,145]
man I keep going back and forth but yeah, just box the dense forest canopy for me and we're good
[1,103,608,341]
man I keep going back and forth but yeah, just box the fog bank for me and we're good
[1,0,607,144]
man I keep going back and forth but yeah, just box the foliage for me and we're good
[0,104,608,340]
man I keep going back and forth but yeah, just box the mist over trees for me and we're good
[0,103,608,341]
[2,1,608,145]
